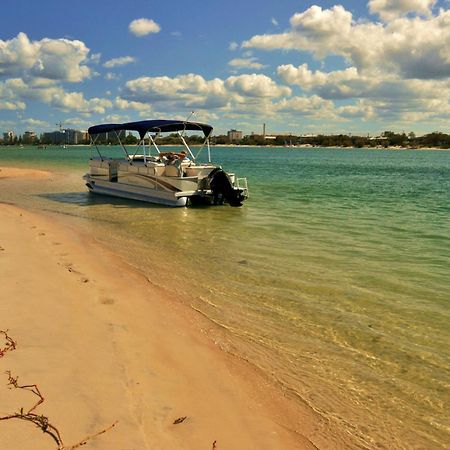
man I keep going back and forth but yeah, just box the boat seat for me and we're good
[154,166,165,176]
[164,165,181,177]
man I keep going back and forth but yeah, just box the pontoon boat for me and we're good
[84,120,248,207]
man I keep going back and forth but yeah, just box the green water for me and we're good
[1,146,449,449]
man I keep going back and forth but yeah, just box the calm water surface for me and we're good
[1,145,449,449]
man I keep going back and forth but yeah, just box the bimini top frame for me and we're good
[88,119,213,163]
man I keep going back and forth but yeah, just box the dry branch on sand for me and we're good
[0,329,16,358]
[0,329,117,449]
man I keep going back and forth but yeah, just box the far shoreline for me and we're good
[1,144,450,151]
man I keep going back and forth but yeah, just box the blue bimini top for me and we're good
[88,119,213,139]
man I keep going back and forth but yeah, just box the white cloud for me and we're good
[103,56,136,68]
[225,74,291,98]
[368,0,436,21]
[0,77,112,114]
[105,72,121,80]
[229,41,239,51]
[89,53,101,64]
[0,32,91,82]
[0,100,26,110]
[337,100,376,121]
[23,117,50,128]
[115,97,151,111]
[39,89,112,114]
[228,57,265,70]
[123,74,229,109]
[120,73,294,119]
[129,18,161,37]
[273,95,335,118]
[271,17,279,26]
[243,6,450,80]
[277,64,371,98]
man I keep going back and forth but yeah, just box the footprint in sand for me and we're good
[100,298,115,305]
[62,262,89,283]
[38,232,46,236]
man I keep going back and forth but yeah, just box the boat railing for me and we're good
[236,177,249,197]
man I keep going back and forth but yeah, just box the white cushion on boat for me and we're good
[164,165,180,177]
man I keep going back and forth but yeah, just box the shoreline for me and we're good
[1,144,450,151]
[0,169,322,449]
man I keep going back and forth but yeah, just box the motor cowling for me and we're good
[208,168,244,207]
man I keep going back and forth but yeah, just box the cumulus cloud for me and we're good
[48,91,112,114]
[368,0,436,21]
[225,74,291,98]
[123,74,229,109]
[103,56,136,68]
[105,72,121,80]
[277,64,374,99]
[129,18,161,37]
[229,41,239,51]
[120,73,293,118]
[23,117,50,128]
[0,32,91,82]
[273,95,335,118]
[0,100,26,110]
[243,5,450,80]
[0,77,112,114]
[115,97,151,111]
[228,57,265,70]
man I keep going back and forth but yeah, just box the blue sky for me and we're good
[1,0,450,136]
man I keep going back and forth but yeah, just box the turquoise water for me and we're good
[1,146,449,448]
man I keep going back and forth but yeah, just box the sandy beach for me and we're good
[0,167,319,450]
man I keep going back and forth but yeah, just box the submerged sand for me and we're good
[0,166,321,449]
[0,166,51,179]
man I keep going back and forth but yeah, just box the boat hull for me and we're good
[84,175,188,207]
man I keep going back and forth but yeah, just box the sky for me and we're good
[1,0,450,137]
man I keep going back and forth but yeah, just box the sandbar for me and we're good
[0,198,320,449]
[0,166,51,179]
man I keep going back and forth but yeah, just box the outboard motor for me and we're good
[208,168,244,207]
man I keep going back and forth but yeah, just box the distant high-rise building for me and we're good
[23,131,37,144]
[42,131,66,145]
[227,129,243,142]
[65,129,87,144]
[3,130,15,144]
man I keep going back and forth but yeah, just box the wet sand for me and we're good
[0,168,319,449]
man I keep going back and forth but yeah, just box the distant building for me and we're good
[23,131,37,144]
[65,129,87,144]
[3,130,15,144]
[227,129,243,142]
[41,128,90,145]
[42,131,66,145]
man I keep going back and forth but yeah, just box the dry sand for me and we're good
[0,169,320,449]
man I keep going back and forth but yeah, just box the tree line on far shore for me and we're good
[213,131,450,148]
[2,130,450,149]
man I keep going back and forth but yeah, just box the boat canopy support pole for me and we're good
[114,130,131,160]
[177,132,196,162]
[148,133,161,154]
[194,133,212,163]
[90,134,104,161]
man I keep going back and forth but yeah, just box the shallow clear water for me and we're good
[1,145,449,448]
